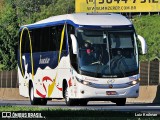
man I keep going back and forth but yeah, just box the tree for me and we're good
[0,1,19,70]
[133,15,160,61]
[0,0,75,70]
[32,0,75,22]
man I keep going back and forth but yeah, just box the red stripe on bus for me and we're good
[68,78,72,87]
[42,76,52,82]
[36,89,46,98]
[56,86,62,91]
[43,83,47,92]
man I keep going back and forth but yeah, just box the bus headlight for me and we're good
[83,81,90,85]
[76,77,91,86]
[128,80,139,85]
[132,80,137,85]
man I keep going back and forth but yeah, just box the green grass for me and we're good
[0,106,159,120]
[0,106,46,112]
[132,15,160,61]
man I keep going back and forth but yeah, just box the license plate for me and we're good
[106,91,117,95]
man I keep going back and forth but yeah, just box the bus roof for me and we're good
[21,13,132,30]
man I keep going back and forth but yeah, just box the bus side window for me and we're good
[49,27,56,51]
[41,27,48,52]
[32,29,41,52]
[51,26,58,51]
[19,31,25,54]
[21,30,30,53]
[67,24,78,71]
[31,30,36,53]
[41,27,56,52]
[39,28,45,52]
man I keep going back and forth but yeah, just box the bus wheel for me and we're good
[78,100,88,106]
[115,98,126,106]
[39,99,47,105]
[29,84,39,105]
[64,85,75,106]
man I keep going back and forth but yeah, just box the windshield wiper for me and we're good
[110,55,128,77]
[117,57,126,77]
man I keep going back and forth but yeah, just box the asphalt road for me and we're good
[0,100,160,113]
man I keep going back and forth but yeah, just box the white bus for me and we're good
[18,13,147,106]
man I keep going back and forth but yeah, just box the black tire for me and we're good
[115,98,126,106]
[78,100,88,106]
[64,85,75,106]
[39,99,47,105]
[29,83,39,105]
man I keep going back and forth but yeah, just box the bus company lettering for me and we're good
[84,77,98,81]
[39,55,50,64]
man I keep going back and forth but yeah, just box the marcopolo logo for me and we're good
[107,79,115,84]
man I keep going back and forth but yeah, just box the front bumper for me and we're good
[74,83,139,99]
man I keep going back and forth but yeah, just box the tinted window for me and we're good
[31,26,59,52]
[56,25,66,51]
[21,25,67,53]
[20,30,30,53]
[67,24,77,70]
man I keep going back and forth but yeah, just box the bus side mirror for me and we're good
[70,34,78,54]
[137,35,147,55]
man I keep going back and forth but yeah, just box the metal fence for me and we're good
[0,70,18,88]
[0,60,160,88]
[140,59,160,85]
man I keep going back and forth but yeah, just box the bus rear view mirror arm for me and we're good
[70,34,78,54]
[137,35,147,54]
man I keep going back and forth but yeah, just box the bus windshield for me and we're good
[77,29,138,78]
